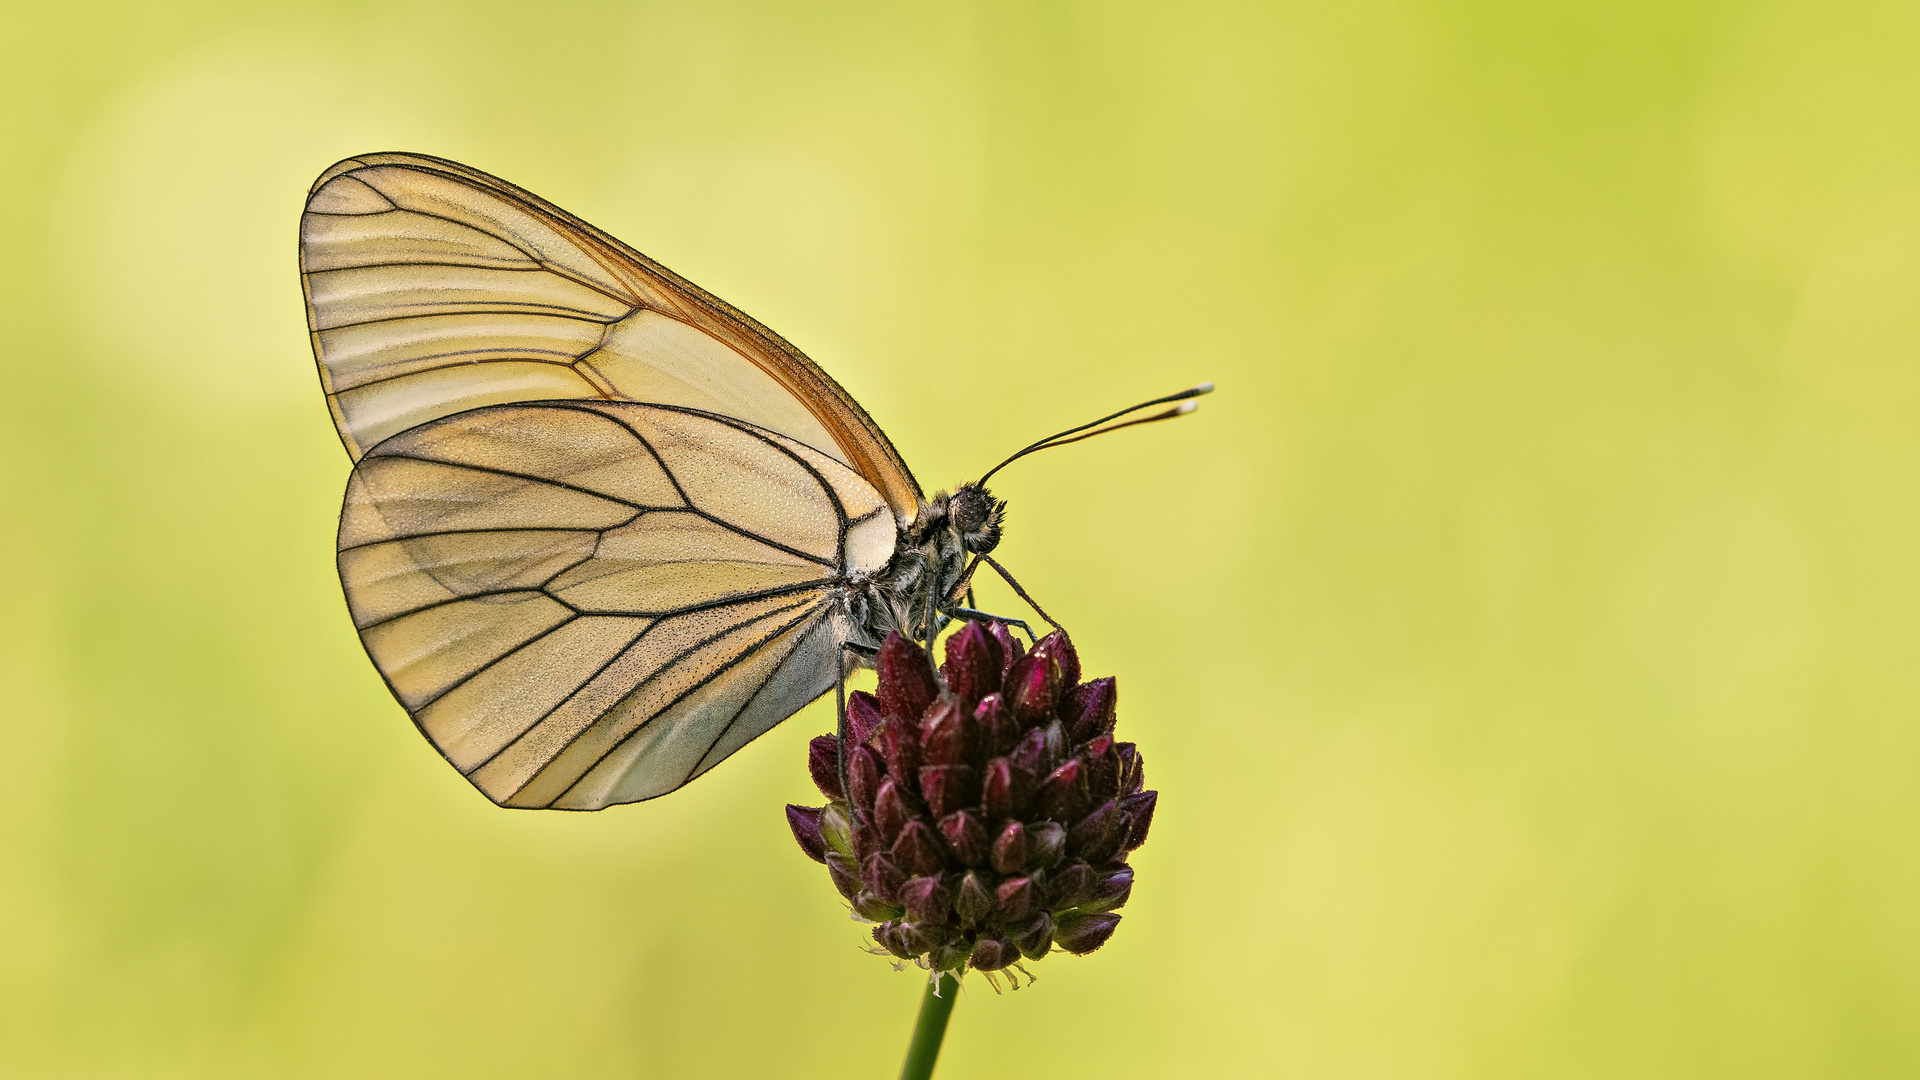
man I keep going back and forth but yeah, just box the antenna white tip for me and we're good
[1175,400,1198,415]
[1193,381,1215,395]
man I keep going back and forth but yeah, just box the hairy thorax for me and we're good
[834,481,1006,657]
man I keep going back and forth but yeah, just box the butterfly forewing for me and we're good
[301,152,922,522]
[339,400,894,809]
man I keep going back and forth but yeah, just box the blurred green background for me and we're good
[5,0,1919,1075]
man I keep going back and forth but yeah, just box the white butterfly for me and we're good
[301,152,1206,810]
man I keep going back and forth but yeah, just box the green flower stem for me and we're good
[898,971,960,1080]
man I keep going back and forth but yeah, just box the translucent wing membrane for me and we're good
[301,152,923,522]
[303,153,929,810]
[339,401,895,809]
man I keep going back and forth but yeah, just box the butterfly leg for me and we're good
[943,556,984,607]
[835,644,849,796]
[977,554,1065,637]
[944,606,1035,645]
[921,574,939,659]
[834,640,877,796]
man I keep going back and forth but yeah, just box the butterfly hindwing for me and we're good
[338,400,895,809]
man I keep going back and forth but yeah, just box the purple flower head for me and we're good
[786,622,1157,977]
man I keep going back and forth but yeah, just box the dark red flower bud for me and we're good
[1065,677,1116,743]
[901,875,952,925]
[938,811,989,867]
[1009,728,1048,777]
[1011,913,1054,960]
[1054,912,1121,954]
[785,804,827,863]
[1121,790,1158,851]
[975,693,1019,755]
[919,698,970,765]
[1031,629,1080,690]
[874,921,914,959]
[1007,650,1063,722]
[877,633,937,724]
[986,621,1024,679]
[826,852,862,900]
[970,935,1016,971]
[849,808,880,861]
[1037,758,1088,821]
[1068,799,1126,863]
[1046,862,1095,910]
[891,820,947,878]
[820,802,853,857]
[918,764,978,820]
[880,718,922,788]
[1042,719,1069,768]
[956,871,994,925]
[861,852,905,902]
[1115,742,1144,795]
[806,735,844,800]
[847,690,885,745]
[853,890,903,921]
[874,779,915,844]
[1084,738,1119,799]
[982,757,1017,820]
[1030,821,1067,868]
[1085,867,1133,913]
[940,621,1003,706]
[990,820,1029,875]
[846,745,882,814]
[995,876,1038,921]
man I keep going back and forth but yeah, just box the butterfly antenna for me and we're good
[978,382,1214,485]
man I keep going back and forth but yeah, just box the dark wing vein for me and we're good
[409,611,584,712]
[626,402,856,531]
[314,309,623,334]
[571,402,695,508]
[353,587,581,631]
[484,592,826,793]
[340,356,591,393]
[683,611,828,787]
[357,575,830,633]
[683,508,835,569]
[456,620,656,777]
[372,452,664,513]
[587,402,851,562]
[324,300,627,330]
[338,524,638,556]
[321,171,642,308]
[551,604,827,807]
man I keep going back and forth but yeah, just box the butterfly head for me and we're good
[948,482,1006,555]
[912,483,1006,556]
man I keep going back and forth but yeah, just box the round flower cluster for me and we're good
[786,621,1157,975]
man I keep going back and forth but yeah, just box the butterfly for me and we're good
[300,152,1208,810]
